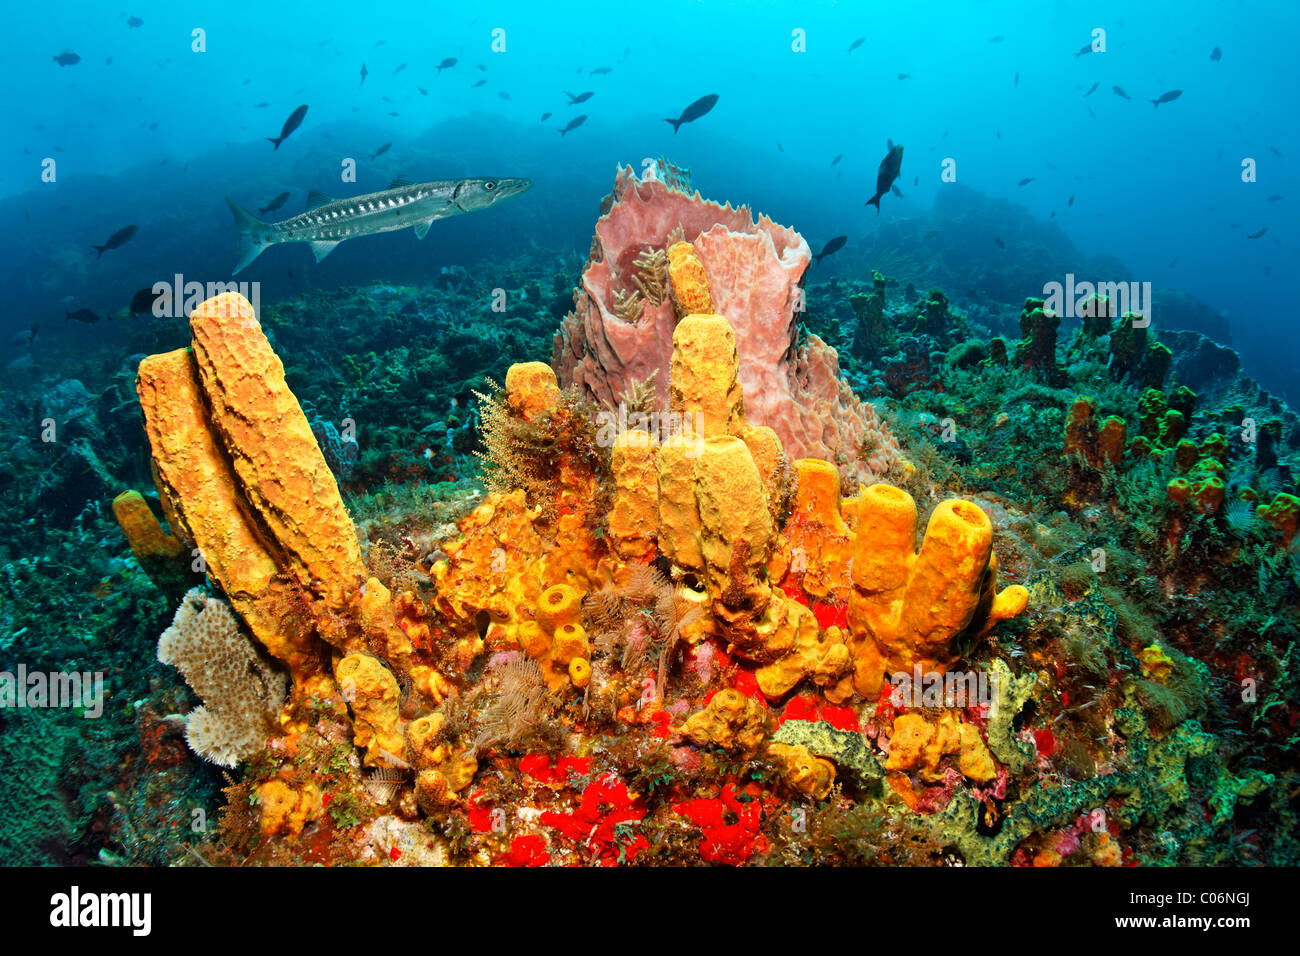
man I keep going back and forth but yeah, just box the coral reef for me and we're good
[14,170,1296,870]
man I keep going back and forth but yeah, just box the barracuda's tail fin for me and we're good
[227,199,270,275]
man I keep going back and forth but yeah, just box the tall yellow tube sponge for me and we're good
[668,313,747,438]
[772,458,853,603]
[608,429,659,561]
[694,435,775,627]
[137,347,328,691]
[847,485,1028,696]
[189,292,363,614]
[667,239,714,318]
[136,292,416,700]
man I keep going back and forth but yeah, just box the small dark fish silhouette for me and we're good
[437,57,457,72]
[1210,46,1221,62]
[259,191,290,215]
[830,153,842,167]
[1014,71,1019,87]
[130,286,170,316]
[1018,177,1034,185]
[891,185,904,198]
[848,37,865,53]
[1169,258,1177,268]
[1049,211,1056,218]
[371,141,392,159]
[541,112,552,122]
[1267,195,1284,201]
[268,104,307,149]
[388,111,399,116]
[865,140,903,211]
[65,308,100,323]
[776,142,784,152]
[53,51,80,66]
[1068,194,1075,206]
[472,79,486,87]
[418,87,427,95]
[1084,82,1099,97]
[994,237,1005,249]
[565,91,594,104]
[559,114,587,136]
[359,63,368,85]
[498,91,511,100]
[913,175,918,186]
[989,35,1004,43]
[997,130,1002,139]
[393,63,407,75]
[92,224,138,257]
[127,15,143,27]
[477,64,487,71]
[1247,227,1267,239]
[253,101,269,108]
[1075,43,1092,57]
[665,94,719,133]
[590,67,613,74]
[1112,86,1130,100]
[813,236,847,264]
[1150,90,1182,108]
[897,73,910,80]
[1269,146,1283,158]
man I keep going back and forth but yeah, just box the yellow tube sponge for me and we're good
[667,240,714,317]
[536,583,582,632]
[848,486,1028,696]
[189,292,362,614]
[111,489,189,598]
[136,348,327,688]
[782,458,852,602]
[335,653,405,767]
[656,433,707,572]
[669,314,747,438]
[608,429,659,560]
[694,435,776,628]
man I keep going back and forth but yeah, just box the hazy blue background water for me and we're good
[2,0,1295,398]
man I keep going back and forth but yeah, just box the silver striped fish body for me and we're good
[227,176,531,274]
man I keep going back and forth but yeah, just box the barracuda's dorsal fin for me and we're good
[310,240,340,261]
[390,178,416,189]
[305,190,333,211]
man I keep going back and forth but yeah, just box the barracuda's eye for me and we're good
[484,181,496,190]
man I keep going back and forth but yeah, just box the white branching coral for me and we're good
[157,588,287,767]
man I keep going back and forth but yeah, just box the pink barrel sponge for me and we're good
[552,165,900,487]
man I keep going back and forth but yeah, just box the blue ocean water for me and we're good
[1,0,1295,398]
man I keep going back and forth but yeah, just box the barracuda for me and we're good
[225,176,532,274]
